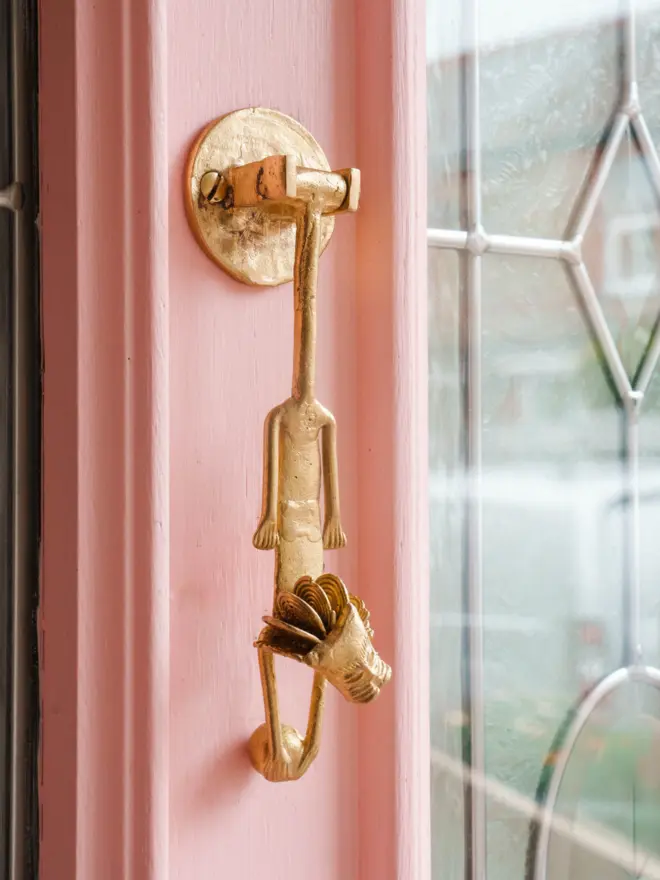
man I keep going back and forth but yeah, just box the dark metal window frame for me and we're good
[0,0,39,877]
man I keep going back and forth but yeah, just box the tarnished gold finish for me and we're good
[186,108,389,782]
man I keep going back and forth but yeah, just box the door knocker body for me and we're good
[185,107,391,782]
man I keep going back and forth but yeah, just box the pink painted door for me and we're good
[168,20,364,878]
[167,6,427,873]
[39,2,428,880]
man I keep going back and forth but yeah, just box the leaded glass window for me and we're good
[428,2,660,878]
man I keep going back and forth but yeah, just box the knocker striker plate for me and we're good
[184,107,335,286]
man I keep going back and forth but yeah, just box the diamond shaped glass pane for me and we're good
[583,130,660,383]
[480,14,618,237]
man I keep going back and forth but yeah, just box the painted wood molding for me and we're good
[355,0,430,878]
[39,0,170,877]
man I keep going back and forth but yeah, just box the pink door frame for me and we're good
[39,1,427,878]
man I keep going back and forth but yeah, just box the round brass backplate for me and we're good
[185,107,335,286]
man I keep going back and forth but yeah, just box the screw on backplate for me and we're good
[200,170,230,206]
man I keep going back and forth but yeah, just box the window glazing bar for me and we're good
[623,0,637,98]
[486,234,569,259]
[635,325,660,396]
[568,262,632,403]
[620,0,644,669]
[427,229,573,261]
[458,0,486,878]
[622,398,642,667]
[427,228,468,249]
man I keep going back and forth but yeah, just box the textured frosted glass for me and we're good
[547,682,660,878]
[429,248,465,880]
[640,371,660,670]
[479,19,617,237]
[427,10,619,237]
[638,7,660,148]
[481,256,624,880]
[427,3,462,230]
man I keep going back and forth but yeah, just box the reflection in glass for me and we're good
[427,1,660,879]
[481,256,624,880]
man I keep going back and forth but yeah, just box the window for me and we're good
[428,2,660,878]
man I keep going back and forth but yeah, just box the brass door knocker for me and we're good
[185,107,391,782]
